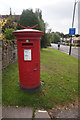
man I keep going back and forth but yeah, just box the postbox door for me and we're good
[18,40,40,88]
[22,47,40,87]
[22,47,34,85]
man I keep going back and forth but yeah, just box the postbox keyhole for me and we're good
[36,62,38,65]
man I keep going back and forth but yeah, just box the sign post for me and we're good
[69,0,77,56]
[69,28,76,55]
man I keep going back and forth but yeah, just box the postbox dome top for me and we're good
[13,24,43,40]
[13,24,43,33]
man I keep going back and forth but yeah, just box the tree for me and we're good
[17,9,42,30]
[55,32,65,38]
[10,8,12,16]
[51,33,60,43]
[35,8,42,20]
[35,9,45,32]
[60,32,64,38]
[35,8,51,47]
[64,34,69,38]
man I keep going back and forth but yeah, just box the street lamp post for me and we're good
[69,0,79,55]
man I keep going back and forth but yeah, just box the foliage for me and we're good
[41,33,47,48]
[72,43,80,47]
[1,8,16,40]
[46,33,51,46]
[35,9,50,48]
[1,18,7,29]
[43,31,52,47]
[51,33,60,43]
[52,32,70,39]
[2,16,16,33]
[3,28,15,40]
[41,32,51,48]
[75,34,80,37]
[1,14,17,40]
[35,8,45,32]
[64,34,69,38]
[17,9,42,30]
[3,48,78,109]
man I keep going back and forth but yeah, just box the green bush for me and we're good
[67,43,80,47]
[4,28,15,40]
[73,44,80,47]
[17,9,42,30]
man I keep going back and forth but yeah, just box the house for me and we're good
[60,36,80,45]
[72,36,80,44]
[1,15,20,22]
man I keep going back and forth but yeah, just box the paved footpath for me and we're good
[1,106,79,119]
[2,106,33,119]
[2,106,51,119]
[0,106,51,119]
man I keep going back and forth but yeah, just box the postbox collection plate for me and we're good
[24,49,31,61]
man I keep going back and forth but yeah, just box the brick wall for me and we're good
[0,40,2,70]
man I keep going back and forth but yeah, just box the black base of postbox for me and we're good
[20,83,41,92]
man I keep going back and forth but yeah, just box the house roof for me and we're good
[1,15,20,22]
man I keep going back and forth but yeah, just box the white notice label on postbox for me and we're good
[24,49,31,61]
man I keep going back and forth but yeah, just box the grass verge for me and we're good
[2,48,79,109]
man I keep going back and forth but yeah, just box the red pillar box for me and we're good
[13,24,43,92]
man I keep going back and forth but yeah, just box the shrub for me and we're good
[17,9,42,30]
[2,17,17,33]
[3,28,15,40]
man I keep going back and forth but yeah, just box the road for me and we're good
[50,43,80,59]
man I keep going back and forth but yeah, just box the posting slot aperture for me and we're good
[22,43,33,46]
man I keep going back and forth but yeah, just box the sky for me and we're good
[0,0,79,34]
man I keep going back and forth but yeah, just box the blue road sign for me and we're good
[69,28,76,35]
